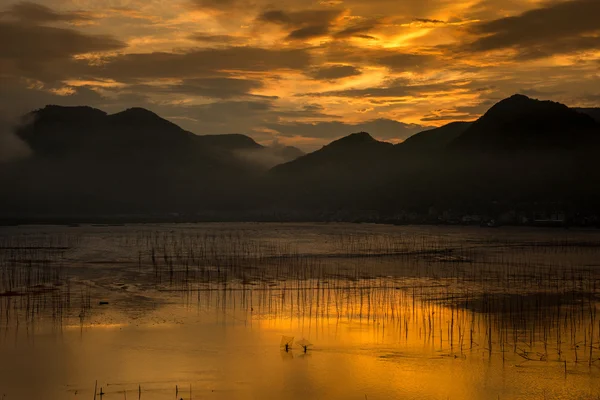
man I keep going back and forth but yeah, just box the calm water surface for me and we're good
[1,223,599,399]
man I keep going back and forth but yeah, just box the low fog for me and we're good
[0,114,31,163]
[234,140,303,169]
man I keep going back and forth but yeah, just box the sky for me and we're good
[1,0,599,150]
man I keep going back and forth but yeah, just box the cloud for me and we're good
[258,9,342,27]
[188,33,244,45]
[84,47,312,82]
[288,25,330,40]
[376,53,438,71]
[0,22,125,59]
[419,99,497,122]
[265,118,426,140]
[309,65,361,80]
[333,17,382,39]
[1,1,91,24]
[321,42,438,72]
[466,0,600,58]
[302,78,470,98]
[128,77,268,99]
[0,116,31,163]
[257,8,343,40]
[0,21,126,82]
[190,0,242,10]
[413,18,445,24]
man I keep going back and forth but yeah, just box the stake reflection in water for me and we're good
[0,225,599,399]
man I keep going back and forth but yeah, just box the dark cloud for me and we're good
[0,22,125,60]
[190,0,241,10]
[188,33,243,44]
[466,0,600,58]
[265,118,425,140]
[309,65,361,80]
[413,18,445,24]
[354,34,378,40]
[322,42,437,71]
[419,99,497,122]
[302,79,468,98]
[303,104,325,112]
[259,9,342,27]
[121,98,336,137]
[1,1,91,24]
[129,77,268,99]
[257,8,343,40]
[333,18,382,39]
[83,47,311,82]
[0,21,126,82]
[376,53,437,71]
[288,25,330,40]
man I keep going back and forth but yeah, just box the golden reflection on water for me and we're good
[1,224,600,399]
[2,285,597,400]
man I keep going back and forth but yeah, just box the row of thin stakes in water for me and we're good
[0,230,599,369]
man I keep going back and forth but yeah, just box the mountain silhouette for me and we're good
[6,105,302,216]
[267,132,394,210]
[450,94,600,152]
[3,95,600,222]
[576,108,600,123]
[398,121,472,153]
[271,132,393,176]
[18,105,298,161]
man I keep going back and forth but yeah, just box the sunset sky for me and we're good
[1,0,600,149]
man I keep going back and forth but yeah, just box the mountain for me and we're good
[398,122,472,153]
[3,95,600,222]
[198,134,263,150]
[576,108,600,123]
[266,132,395,210]
[450,95,600,152]
[266,95,600,215]
[271,132,393,177]
[17,105,290,159]
[4,105,301,215]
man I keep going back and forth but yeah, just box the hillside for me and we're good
[3,95,600,221]
[450,95,600,152]
[5,105,303,215]
[398,121,472,153]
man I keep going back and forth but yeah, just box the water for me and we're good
[1,223,599,399]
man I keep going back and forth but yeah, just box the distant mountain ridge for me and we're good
[398,121,472,153]
[272,132,393,175]
[19,105,303,164]
[2,94,600,220]
[576,108,600,123]
[265,94,600,214]
[450,95,600,152]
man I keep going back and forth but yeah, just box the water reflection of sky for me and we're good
[1,224,600,399]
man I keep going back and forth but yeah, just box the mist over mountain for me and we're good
[2,95,600,223]
[18,105,302,163]
[1,105,302,216]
